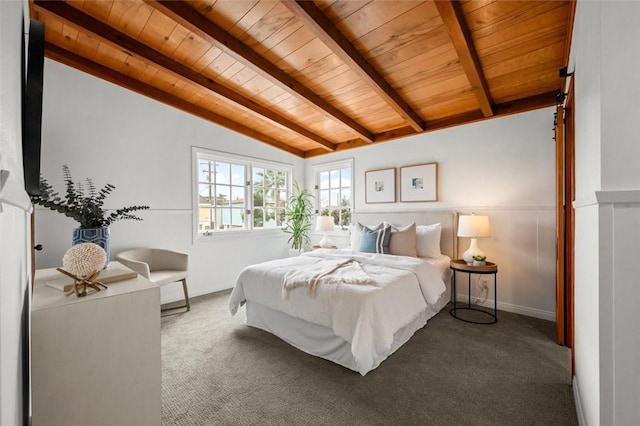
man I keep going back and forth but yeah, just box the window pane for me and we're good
[230,208,244,228]
[263,209,276,228]
[341,167,351,186]
[199,184,212,205]
[330,189,339,207]
[340,188,351,207]
[278,189,287,208]
[330,169,339,189]
[253,167,264,186]
[253,208,264,228]
[231,164,244,186]
[320,189,330,209]
[198,208,214,233]
[277,171,286,189]
[319,171,329,189]
[253,188,264,207]
[215,186,231,206]
[275,208,285,226]
[199,160,212,182]
[215,162,230,184]
[231,186,245,204]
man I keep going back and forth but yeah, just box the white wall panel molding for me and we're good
[454,294,555,321]
[595,189,640,205]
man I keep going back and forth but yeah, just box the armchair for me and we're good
[116,248,190,312]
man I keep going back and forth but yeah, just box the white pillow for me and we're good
[349,222,383,251]
[416,223,442,258]
[387,222,417,257]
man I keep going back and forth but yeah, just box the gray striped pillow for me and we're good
[359,225,392,254]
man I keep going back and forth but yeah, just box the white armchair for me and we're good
[116,248,190,312]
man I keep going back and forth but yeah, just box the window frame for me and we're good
[192,147,293,242]
[313,158,354,234]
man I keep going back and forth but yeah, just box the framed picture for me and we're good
[400,162,438,202]
[365,168,395,203]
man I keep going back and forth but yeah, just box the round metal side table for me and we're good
[450,259,498,324]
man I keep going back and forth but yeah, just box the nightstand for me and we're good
[449,259,498,324]
[311,244,337,250]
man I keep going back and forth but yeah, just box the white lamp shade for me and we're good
[457,215,490,238]
[316,216,335,248]
[315,216,335,232]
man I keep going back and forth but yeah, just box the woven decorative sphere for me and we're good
[62,243,106,277]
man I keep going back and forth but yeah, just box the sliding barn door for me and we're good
[555,80,575,354]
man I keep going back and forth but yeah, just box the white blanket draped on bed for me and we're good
[282,257,375,298]
[229,250,447,375]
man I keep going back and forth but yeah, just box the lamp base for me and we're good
[462,238,485,265]
[318,233,335,248]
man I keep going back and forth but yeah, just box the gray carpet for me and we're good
[161,290,577,426]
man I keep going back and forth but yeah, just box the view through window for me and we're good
[315,160,353,229]
[195,149,291,237]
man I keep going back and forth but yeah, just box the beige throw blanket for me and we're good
[282,257,374,299]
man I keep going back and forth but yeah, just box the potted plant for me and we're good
[30,165,149,266]
[283,181,313,253]
[472,254,487,266]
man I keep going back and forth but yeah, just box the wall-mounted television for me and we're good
[22,19,45,196]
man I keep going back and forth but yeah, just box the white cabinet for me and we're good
[31,262,161,426]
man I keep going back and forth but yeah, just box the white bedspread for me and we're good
[229,250,448,374]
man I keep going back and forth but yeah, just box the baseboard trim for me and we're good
[573,375,586,426]
[161,286,226,306]
[455,294,555,321]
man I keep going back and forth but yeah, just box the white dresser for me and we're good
[31,262,161,426]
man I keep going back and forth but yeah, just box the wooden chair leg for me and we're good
[181,278,190,311]
[160,278,190,313]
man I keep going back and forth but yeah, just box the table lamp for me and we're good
[315,216,336,248]
[457,214,491,265]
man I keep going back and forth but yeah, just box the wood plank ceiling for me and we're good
[30,0,575,158]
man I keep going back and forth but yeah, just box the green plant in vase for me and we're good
[283,181,314,252]
[30,165,150,266]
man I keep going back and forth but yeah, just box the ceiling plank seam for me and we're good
[144,0,375,144]
[33,0,336,152]
[283,0,426,134]
[435,0,494,118]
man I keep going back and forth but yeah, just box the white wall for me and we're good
[36,60,304,303]
[306,108,557,320]
[571,1,602,423]
[37,32,558,321]
[571,1,640,425]
[0,1,29,425]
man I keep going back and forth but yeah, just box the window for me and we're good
[251,167,287,229]
[314,159,353,229]
[194,148,291,238]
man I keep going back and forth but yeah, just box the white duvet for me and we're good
[229,250,448,374]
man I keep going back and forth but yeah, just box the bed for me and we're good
[229,211,457,375]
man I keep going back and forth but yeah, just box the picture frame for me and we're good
[400,162,438,202]
[365,168,395,203]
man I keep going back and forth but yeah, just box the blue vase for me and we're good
[72,227,110,268]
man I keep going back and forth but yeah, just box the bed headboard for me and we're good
[351,210,457,259]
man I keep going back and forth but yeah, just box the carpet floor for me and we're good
[161,290,577,426]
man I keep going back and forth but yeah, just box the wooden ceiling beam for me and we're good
[32,0,335,153]
[283,0,426,133]
[435,0,494,118]
[44,43,305,157]
[305,91,558,158]
[144,0,375,144]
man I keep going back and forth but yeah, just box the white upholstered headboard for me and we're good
[351,210,457,259]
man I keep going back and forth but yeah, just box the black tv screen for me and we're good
[22,19,45,196]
